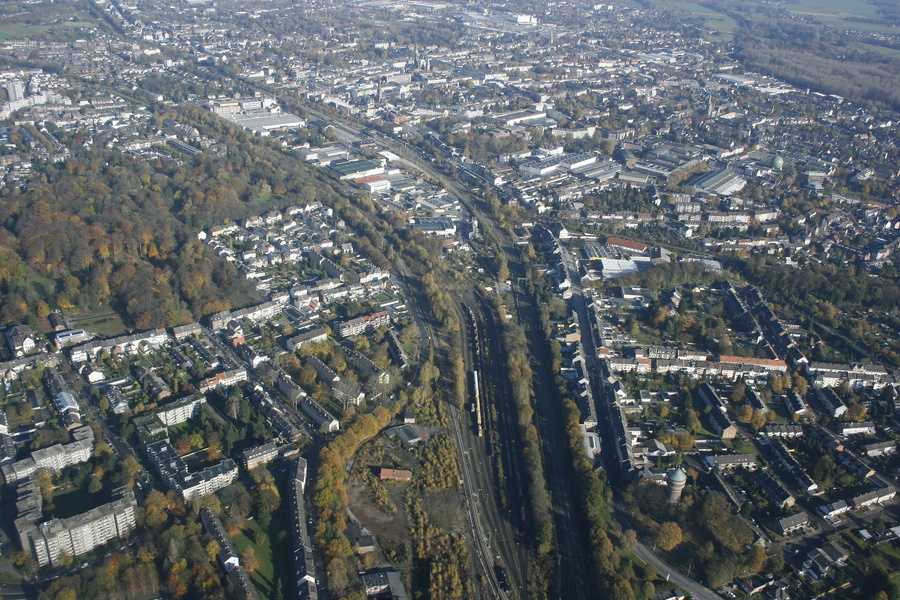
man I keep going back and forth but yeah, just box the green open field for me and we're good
[787,0,895,34]
[674,2,737,37]
[853,41,900,60]
[66,308,128,338]
[0,21,95,40]
[667,2,738,39]
[0,573,24,585]
[231,515,291,600]
[662,0,894,36]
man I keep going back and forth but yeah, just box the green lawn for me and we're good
[854,42,900,60]
[167,420,205,439]
[67,308,128,338]
[785,0,896,33]
[0,573,24,585]
[230,514,292,600]
[669,2,738,38]
[788,0,880,20]
[0,21,95,40]
[663,0,895,36]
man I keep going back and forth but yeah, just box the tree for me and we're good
[9,551,36,575]
[144,490,169,529]
[241,546,259,573]
[747,544,767,573]
[684,408,702,434]
[225,389,241,420]
[205,541,220,564]
[794,374,808,397]
[497,253,510,282]
[122,455,142,478]
[54,589,77,600]
[611,577,635,600]
[621,529,637,553]
[326,557,349,596]
[34,470,54,503]
[88,474,103,493]
[206,431,222,452]
[847,401,867,421]
[655,522,682,551]
[750,408,768,431]
[675,431,695,450]
[768,375,785,394]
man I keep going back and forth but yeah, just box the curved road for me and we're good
[633,543,722,600]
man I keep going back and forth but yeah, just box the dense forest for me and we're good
[0,106,349,329]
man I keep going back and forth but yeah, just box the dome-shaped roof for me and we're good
[668,466,687,483]
[772,155,784,170]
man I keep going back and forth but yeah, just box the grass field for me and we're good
[231,515,291,600]
[668,2,738,39]
[0,573,24,585]
[0,21,95,40]
[662,0,894,37]
[854,41,900,60]
[786,0,895,34]
[67,308,128,338]
[788,0,879,20]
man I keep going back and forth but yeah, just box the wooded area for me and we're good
[0,105,349,329]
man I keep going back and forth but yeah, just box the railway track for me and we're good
[457,297,530,599]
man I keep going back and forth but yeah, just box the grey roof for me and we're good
[668,466,687,483]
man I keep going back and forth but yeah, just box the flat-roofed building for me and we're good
[329,159,384,180]
[22,486,136,566]
[154,394,206,426]
[1,426,94,484]
[337,311,390,337]
[242,442,278,471]
[228,111,306,136]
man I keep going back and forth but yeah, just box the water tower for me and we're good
[667,466,687,505]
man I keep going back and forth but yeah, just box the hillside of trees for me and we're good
[647,0,900,110]
[734,30,900,110]
[0,105,348,329]
[702,6,900,110]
